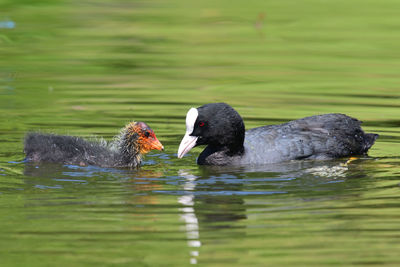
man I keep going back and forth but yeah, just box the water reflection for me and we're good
[198,159,351,176]
[0,20,15,29]
[21,156,383,265]
[178,169,248,264]
[175,158,376,264]
[23,161,165,194]
[177,171,201,264]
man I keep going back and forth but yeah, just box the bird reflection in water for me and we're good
[178,169,247,264]
[176,157,374,264]
[178,170,201,264]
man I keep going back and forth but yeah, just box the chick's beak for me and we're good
[149,136,164,151]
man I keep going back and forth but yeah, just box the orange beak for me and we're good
[139,134,164,154]
[149,136,164,151]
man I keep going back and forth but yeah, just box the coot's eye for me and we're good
[199,122,205,127]
[144,131,150,137]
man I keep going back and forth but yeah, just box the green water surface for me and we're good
[1,0,400,266]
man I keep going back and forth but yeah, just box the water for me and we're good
[1,0,400,265]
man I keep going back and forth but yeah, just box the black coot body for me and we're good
[177,103,378,166]
[24,122,164,168]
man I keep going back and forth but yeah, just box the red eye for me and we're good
[199,122,205,127]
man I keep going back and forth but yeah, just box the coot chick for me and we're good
[177,103,378,166]
[24,121,164,168]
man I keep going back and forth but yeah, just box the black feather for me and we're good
[188,103,378,166]
[24,123,144,168]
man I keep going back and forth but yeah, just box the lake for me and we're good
[1,0,400,265]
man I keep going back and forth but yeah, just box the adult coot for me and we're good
[25,121,164,168]
[177,103,378,166]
